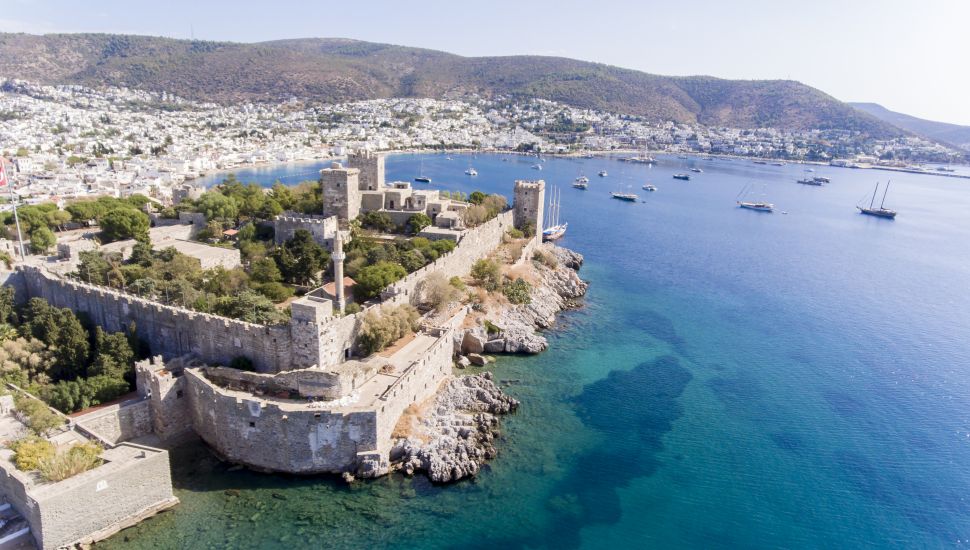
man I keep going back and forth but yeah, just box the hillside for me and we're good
[850,102,970,151]
[0,32,900,137]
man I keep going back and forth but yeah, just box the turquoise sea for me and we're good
[107,153,970,548]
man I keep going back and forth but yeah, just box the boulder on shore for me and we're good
[392,372,519,483]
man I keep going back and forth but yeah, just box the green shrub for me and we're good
[257,282,294,303]
[533,249,558,269]
[407,213,432,234]
[471,259,501,291]
[38,442,103,481]
[355,261,407,300]
[358,305,419,356]
[506,227,524,239]
[10,436,55,471]
[449,276,466,291]
[343,303,362,315]
[14,394,64,435]
[484,320,502,335]
[503,278,533,305]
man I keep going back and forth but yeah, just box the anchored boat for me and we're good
[542,186,567,241]
[611,192,638,202]
[737,183,775,212]
[857,181,897,219]
[673,173,691,181]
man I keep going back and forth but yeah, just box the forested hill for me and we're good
[0,32,899,137]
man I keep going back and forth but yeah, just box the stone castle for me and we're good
[10,152,547,482]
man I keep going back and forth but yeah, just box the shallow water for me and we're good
[108,153,970,548]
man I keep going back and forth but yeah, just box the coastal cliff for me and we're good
[458,244,589,356]
[392,244,587,483]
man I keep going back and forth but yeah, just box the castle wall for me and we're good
[23,267,297,373]
[380,210,516,304]
[183,368,379,474]
[72,398,152,445]
[0,443,176,550]
[273,214,338,250]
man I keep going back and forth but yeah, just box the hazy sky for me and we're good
[4,0,969,125]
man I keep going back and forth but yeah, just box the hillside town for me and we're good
[0,79,963,207]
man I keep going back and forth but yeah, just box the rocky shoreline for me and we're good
[390,244,588,483]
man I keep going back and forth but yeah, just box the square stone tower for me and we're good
[514,180,545,237]
[321,161,361,222]
[347,150,385,191]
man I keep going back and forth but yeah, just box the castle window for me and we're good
[176,390,183,399]
[249,421,256,428]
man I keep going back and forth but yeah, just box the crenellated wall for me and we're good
[273,214,338,250]
[22,267,299,373]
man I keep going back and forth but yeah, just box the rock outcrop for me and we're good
[392,372,519,483]
[460,244,588,355]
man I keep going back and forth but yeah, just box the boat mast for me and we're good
[880,180,891,209]
[869,182,879,209]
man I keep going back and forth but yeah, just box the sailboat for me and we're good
[414,159,431,183]
[542,186,568,241]
[857,181,897,219]
[573,170,589,189]
[464,161,478,176]
[736,183,774,212]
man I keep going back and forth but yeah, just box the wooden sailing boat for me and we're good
[857,181,897,219]
[542,186,567,241]
[736,183,775,212]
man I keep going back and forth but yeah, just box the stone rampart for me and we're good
[0,442,176,550]
[380,210,516,304]
[183,368,379,474]
[22,267,297,373]
[72,398,152,445]
[273,214,338,249]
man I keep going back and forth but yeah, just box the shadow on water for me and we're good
[461,355,693,549]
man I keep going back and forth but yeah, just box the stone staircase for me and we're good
[0,501,32,549]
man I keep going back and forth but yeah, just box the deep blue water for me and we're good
[112,153,970,548]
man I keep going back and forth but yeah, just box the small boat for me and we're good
[414,159,431,183]
[857,181,897,219]
[772,162,786,166]
[796,178,822,186]
[575,175,589,184]
[673,173,691,181]
[572,181,588,189]
[737,183,774,212]
[642,184,657,191]
[813,176,830,183]
[465,167,478,176]
[738,201,774,212]
[677,155,689,160]
[542,187,567,241]
[611,192,638,202]
[532,164,543,170]
[598,170,608,177]
[805,168,815,172]
[446,156,452,161]
[753,160,768,165]
[690,168,703,173]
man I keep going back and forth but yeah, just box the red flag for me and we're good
[0,160,7,188]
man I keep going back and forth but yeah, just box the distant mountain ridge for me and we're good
[849,102,970,151]
[0,32,901,137]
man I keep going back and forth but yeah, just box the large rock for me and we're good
[467,353,488,366]
[461,329,486,355]
[391,372,519,483]
[484,339,506,353]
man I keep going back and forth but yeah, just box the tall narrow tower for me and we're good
[513,180,545,239]
[333,230,346,313]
